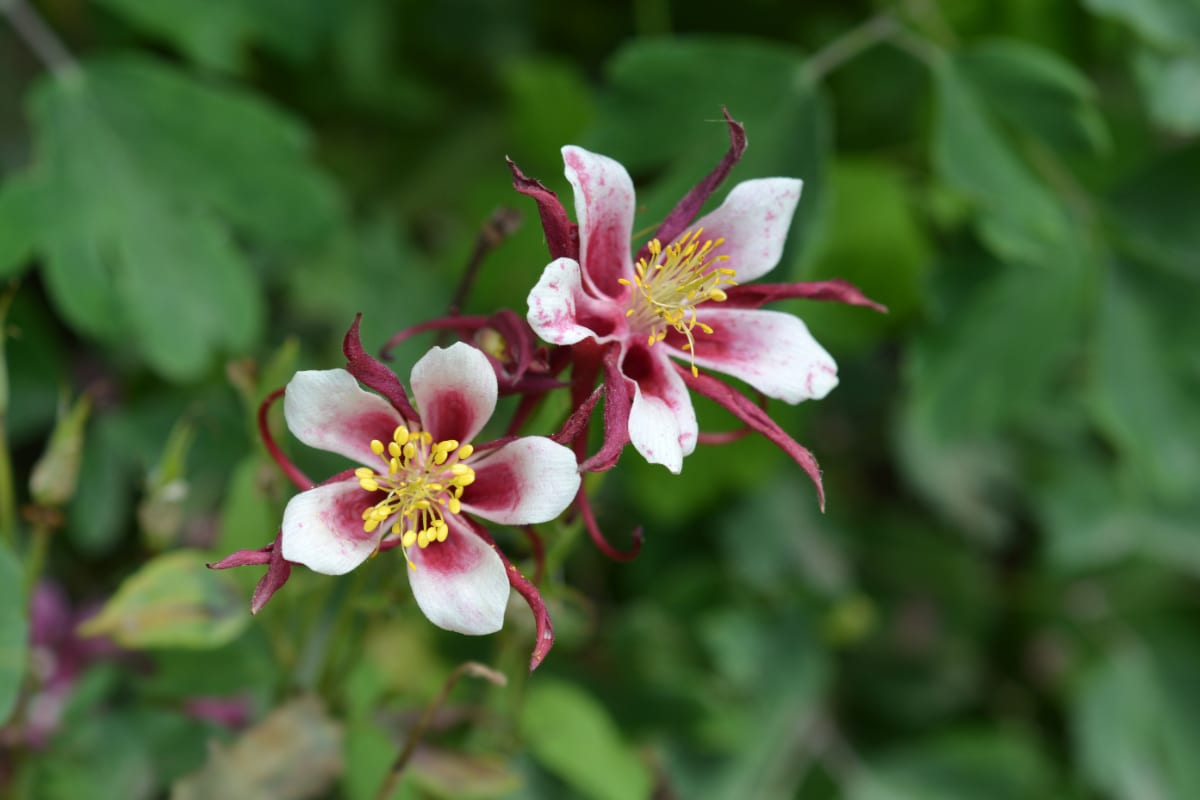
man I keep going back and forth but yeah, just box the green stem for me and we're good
[0,287,16,548]
[374,662,506,800]
[0,0,82,80]
[804,12,900,84]
[23,519,50,596]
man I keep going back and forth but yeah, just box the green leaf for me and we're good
[66,414,134,556]
[931,60,1070,267]
[172,695,343,800]
[847,730,1059,800]
[800,157,932,351]
[593,37,830,269]
[1134,47,1200,136]
[81,57,341,248]
[1035,452,1200,575]
[214,454,280,560]
[408,749,524,799]
[25,60,276,380]
[1075,641,1200,799]
[503,58,594,173]
[0,174,40,279]
[93,0,334,71]
[78,550,250,649]
[521,679,651,800]
[908,256,1086,439]
[1089,268,1200,501]
[1082,0,1200,51]
[92,0,259,72]
[23,711,157,800]
[0,539,26,723]
[1110,144,1200,280]
[958,39,1110,155]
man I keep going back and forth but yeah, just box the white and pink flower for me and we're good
[512,113,884,505]
[215,322,579,667]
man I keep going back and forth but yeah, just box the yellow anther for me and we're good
[355,427,478,568]
[623,227,736,374]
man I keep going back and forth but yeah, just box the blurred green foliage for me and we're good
[1,0,1199,798]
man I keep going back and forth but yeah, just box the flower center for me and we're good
[355,425,475,569]
[618,228,736,376]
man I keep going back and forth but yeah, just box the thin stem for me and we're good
[804,12,900,84]
[374,662,507,800]
[22,515,53,596]
[0,285,17,547]
[0,0,81,78]
[445,207,522,320]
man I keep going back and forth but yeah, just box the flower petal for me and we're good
[407,515,510,635]
[285,369,406,466]
[688,177,802,283]
[462,437,581,525]
[622,344,697,473]
[679,308,838,403]
[280,478,379,575]
[527,258,614,345]
[563,145,636,299]
[410,343,497,444]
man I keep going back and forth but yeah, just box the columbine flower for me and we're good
[216,322,578,661]
[514,111,883,502]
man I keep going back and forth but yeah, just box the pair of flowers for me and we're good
[215,113,882,669]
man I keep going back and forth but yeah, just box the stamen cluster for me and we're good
[619,228,736,375]
[355,425,476,564]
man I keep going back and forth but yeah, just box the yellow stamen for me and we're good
[354,425,476,570]
[622,227,735,376]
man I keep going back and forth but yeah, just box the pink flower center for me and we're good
[355,425,476,568]
[618,228,736,376]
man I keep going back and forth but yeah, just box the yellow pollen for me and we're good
[355,425,476,570]
[619,227,736,376]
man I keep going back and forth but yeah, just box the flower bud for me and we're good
[29,393,91,508]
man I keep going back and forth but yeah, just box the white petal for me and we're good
[285,369,406,466]
[281,479,379,575]
[409,343,497,444]
[563,145,637,298]
[622,345,698,473]
[407,516,510,635]
[462,437,581,525]
[527,258,604,345]
[682,308,837,403]
[688,178,802,283]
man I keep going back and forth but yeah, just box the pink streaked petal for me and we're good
[407,515,510,635]
[285,369,406,466]
[465,518,555,670]
[462,437,580,525]
[527,258,607,346]
[681,366,826,510]
[723,279,888,313]
[410,343,497,444]
[563,145,636,299]
[280,479,380,575]
[678,308,838,403]
[508,157,579,261]
[622,344,698,473]
[689,178,802,283]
